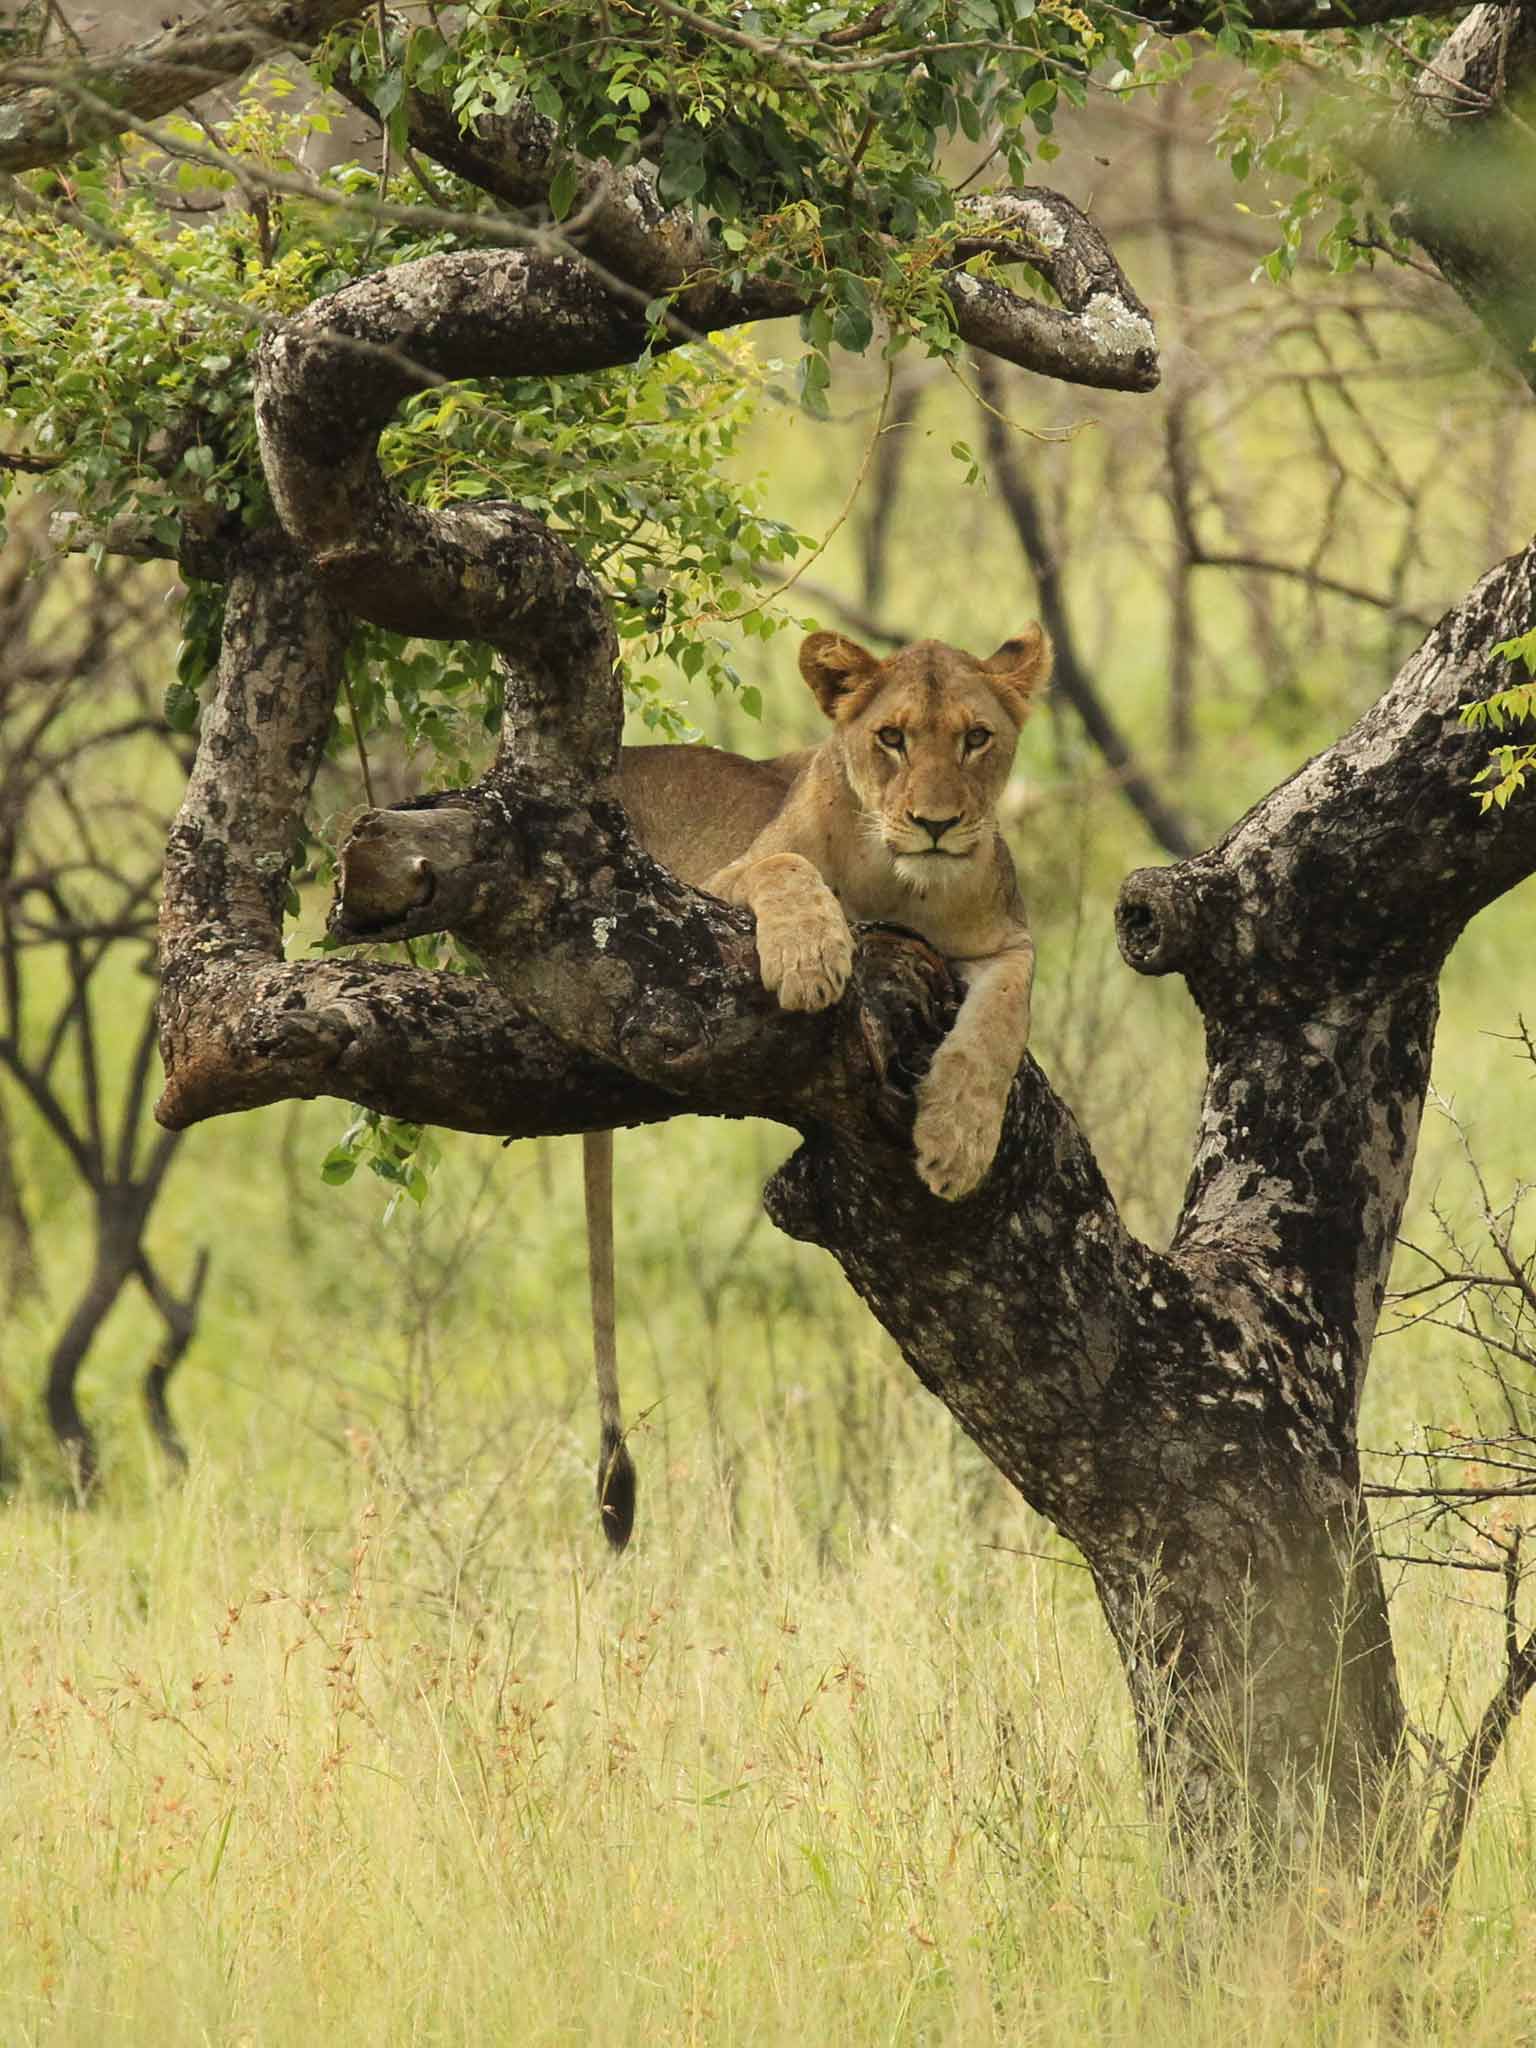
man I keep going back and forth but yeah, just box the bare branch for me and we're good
[1188,548,1436,630]
[1422,1529,1536,1906]
[973,355,1198,859]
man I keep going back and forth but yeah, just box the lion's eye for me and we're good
[876,726,905,752]
[964,726,992,753]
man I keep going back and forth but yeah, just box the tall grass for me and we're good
[2,1382,1535,2043]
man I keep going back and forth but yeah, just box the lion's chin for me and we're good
[890,846,976,895]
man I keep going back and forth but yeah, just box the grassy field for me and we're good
[2,1237,1536,2043]
[6,210,1536,2039]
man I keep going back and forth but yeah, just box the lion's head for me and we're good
[798,627,1051,891]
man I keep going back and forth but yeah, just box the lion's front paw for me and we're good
[756,907,854,1013]
[914,1049,1008,1201]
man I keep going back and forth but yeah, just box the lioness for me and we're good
[591,623,1051,1546]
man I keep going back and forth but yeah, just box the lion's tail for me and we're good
[584,1128,636,1550]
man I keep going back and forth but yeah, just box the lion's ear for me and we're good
[799,632,880,718]
[980,624,1053,723]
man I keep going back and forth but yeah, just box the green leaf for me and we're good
[797,350,831,419]
[549,160,581,222]
[529,74,563,122]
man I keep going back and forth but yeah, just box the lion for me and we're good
[590,623,1052,1548]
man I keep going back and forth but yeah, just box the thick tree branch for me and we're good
[949,192,1158,392]
[324,64,1161,393]
[151,529,960,1151]
[1117,543,1536,1009]
[1114,542,1536,1437]
[0,0,362,173]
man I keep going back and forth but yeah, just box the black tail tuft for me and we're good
[597,1426,637,1552]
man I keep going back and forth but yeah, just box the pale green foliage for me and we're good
[1463,631,1536,810]
[320,1109,442,1215]
[1112,13,1457,283]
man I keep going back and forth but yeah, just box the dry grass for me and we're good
[4,1090,1536,2047]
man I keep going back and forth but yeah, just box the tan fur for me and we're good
[624,623,1047,1197]
[588,627,1049,1546]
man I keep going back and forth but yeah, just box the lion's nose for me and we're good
[909,812,962,846]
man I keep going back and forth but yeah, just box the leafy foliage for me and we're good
[1463,632,1536,811]
[324,0,1137,416]
[320,1109,442,1218]
[0,89,805,760]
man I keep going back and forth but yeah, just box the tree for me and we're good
[0,511,209,1482]
[3,0,1535,1894]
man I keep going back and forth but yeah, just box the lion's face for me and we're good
[798,629,1050,892]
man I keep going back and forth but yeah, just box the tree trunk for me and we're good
[0,1085,40,1310]
[45,1192,149,1491]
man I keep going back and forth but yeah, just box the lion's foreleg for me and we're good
[706,851,853,1013]
[913,940,1035,1201]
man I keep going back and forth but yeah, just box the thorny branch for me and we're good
[1363,1070,1536,1901]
